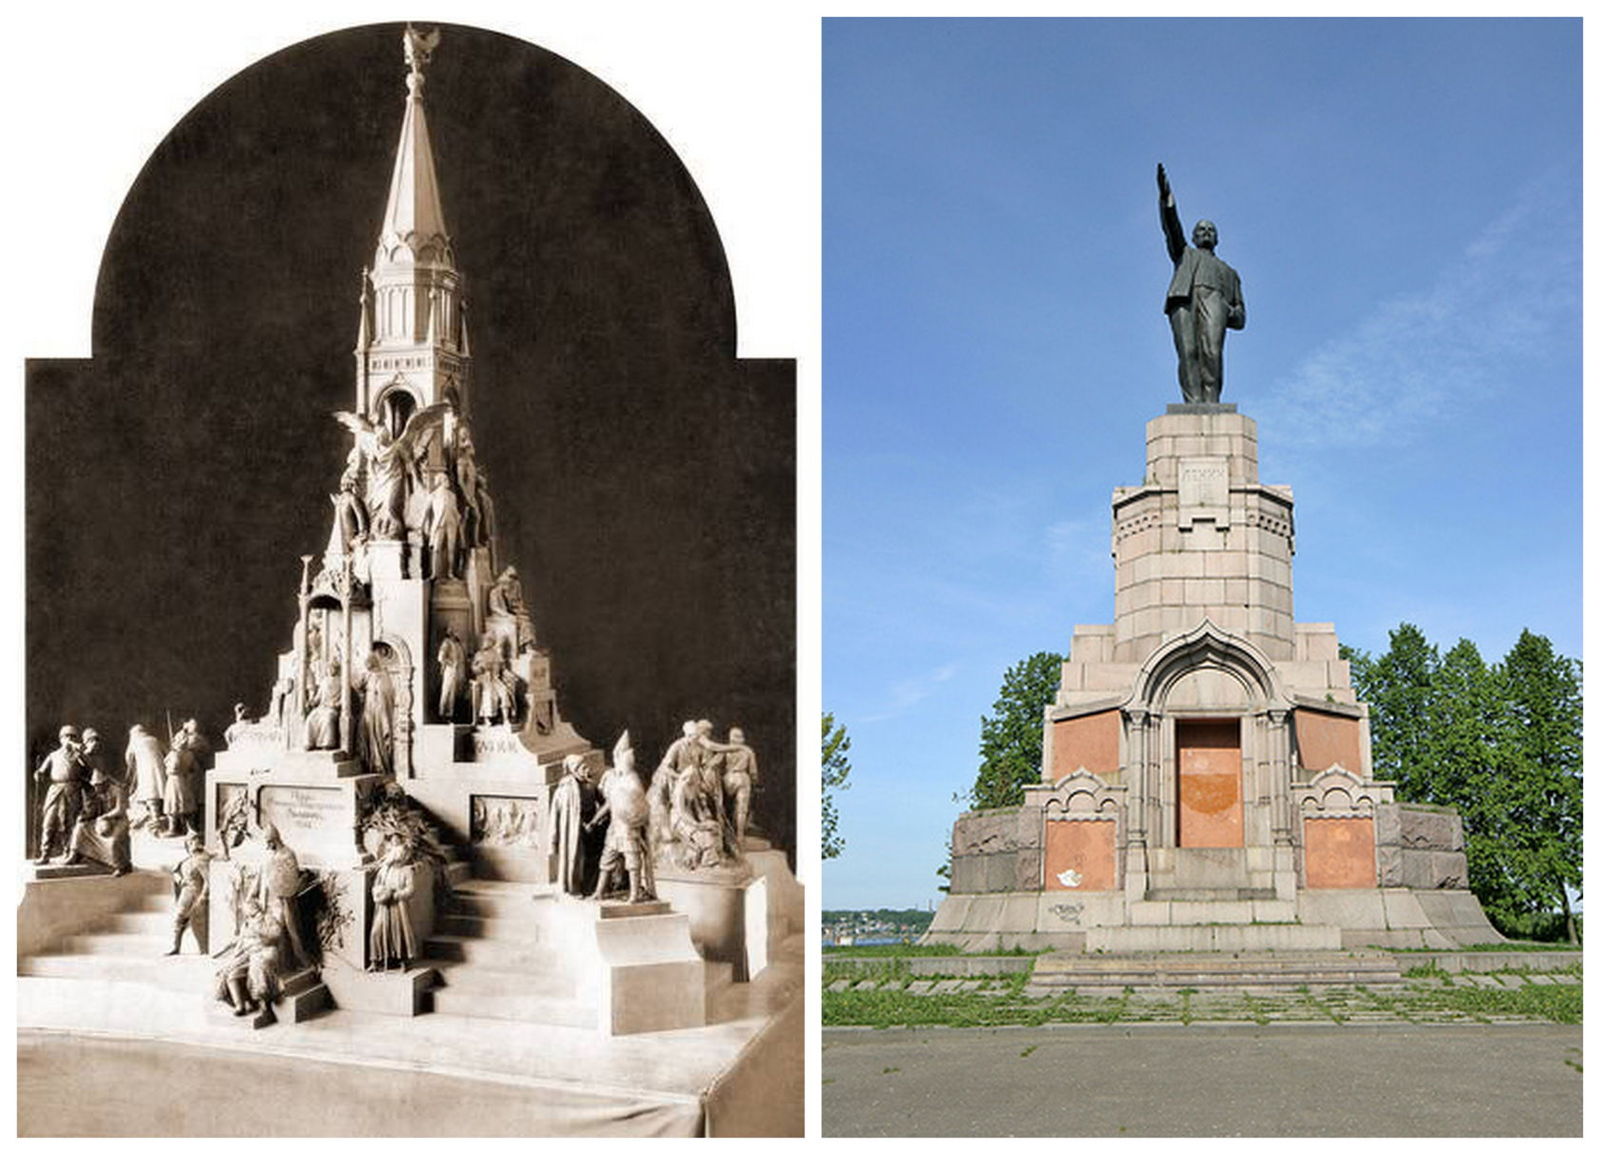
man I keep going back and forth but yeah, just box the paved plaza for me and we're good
[822,1021,1582,1136]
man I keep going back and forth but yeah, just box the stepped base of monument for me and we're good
[1027,949,1405,993]
[18,931,803,1136]
[923,887,1505,952]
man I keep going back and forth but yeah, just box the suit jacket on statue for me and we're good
[1164,247,1245,324]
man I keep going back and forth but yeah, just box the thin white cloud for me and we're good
[860,662,960,723]
[1046,514,1111,582]
[1258,169,1578,449]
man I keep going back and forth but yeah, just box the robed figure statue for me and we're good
[1158,164,1245,403]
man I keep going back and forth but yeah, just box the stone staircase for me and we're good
[423,877,732,1031]
[1028,949,1405,994]
[18,871,332,1028]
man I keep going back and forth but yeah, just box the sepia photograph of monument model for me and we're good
[20,20,800,1137]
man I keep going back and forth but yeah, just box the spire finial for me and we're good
[403,24,441,96]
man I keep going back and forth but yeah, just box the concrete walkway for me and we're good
[822,1022,1582,1136]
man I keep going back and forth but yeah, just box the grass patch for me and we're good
[1019,1044,1037,1058]
[1385,941,1580,953]
[1399,981,1582,1025]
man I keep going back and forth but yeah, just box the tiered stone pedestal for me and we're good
[423,879,709,1035]
[656,866,769,982]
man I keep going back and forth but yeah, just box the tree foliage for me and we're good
[821,712,852,860]
[969,651,1065,810]
[1347,624,1582,942]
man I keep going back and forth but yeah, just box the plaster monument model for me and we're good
[1158,163,1245,404]
[20,21,800,1133]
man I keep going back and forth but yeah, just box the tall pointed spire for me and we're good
[377,24,451,270]
[355,25,469,421]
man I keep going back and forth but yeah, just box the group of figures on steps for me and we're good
[31,718,211,874]
[547,720,760,905]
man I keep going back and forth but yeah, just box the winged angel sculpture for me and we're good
[334,404,450,540]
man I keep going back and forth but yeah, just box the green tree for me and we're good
[1350,624,1582,943]
[1485,631,1583,942]
[821,712,852,860]
[969,651,1065,810]
[1345,622,1439,803]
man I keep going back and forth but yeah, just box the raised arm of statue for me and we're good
[1157,163,1186,266]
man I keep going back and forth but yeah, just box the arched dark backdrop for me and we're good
[26,23,796,861]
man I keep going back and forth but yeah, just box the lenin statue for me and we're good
[1158,164,1245,403]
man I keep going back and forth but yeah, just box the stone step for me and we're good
[1145,888,1278,902]
[20,951,215,992]
[445,860,473,887]
[105,910,178,936]
[1031,950,1404,989]
[63,931,178,958]
[1130,899,1298,926]
[428,985,595,1029]
[428,959,578,999]
[434,912,544,943]
[449,882,560,921]
[1087,923,1343,952]
[423,934,563,970]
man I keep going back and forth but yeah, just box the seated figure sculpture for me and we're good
[63,759,132,876]
[214,897,286,1017]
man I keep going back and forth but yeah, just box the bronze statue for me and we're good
[1158,164,1245,403]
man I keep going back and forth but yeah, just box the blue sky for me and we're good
[822,18,1581,911]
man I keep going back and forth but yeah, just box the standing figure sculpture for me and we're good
[124,723,167,833]
[470,637,514,725]
[1158,164,1245,403]
[169,832,212,955]
[162,738,201,837]
[422,472,464,579]
[546,754,595,896]
[436,627,465,721]
[357,652,396,775]
[719,727,760,847]
[33,725,84,863]
[588,732,654,903]
[368,835,417,971]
